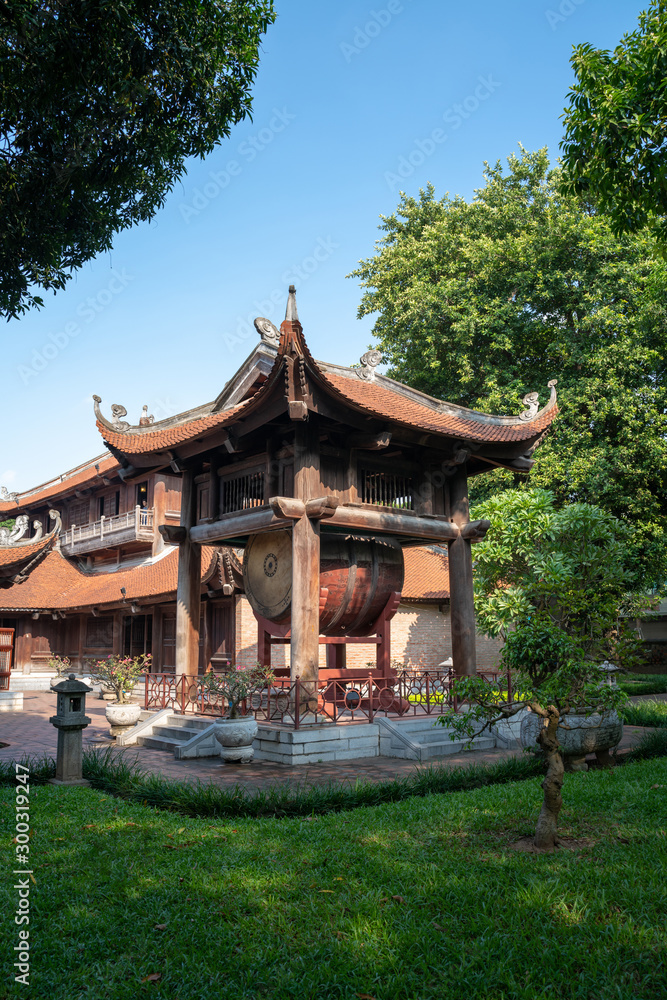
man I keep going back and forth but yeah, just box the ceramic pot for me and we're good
[105,701,141,738]
[520,709,623,771]
[213,717,258,764]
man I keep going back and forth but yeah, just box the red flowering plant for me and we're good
[202,662,275,719]
[92,653,152,704]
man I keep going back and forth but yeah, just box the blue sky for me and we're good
[2,0,640,491]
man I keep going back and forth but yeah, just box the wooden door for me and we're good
[0,628,14,690]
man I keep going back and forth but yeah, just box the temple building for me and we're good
[0,289,557,715]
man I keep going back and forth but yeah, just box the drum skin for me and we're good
[243,530,404,637]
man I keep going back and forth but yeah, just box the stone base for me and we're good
[0,691,23,711]
[48,778,91,787]
[254,722,380,765]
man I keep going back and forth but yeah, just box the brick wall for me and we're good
[233,596,503,673]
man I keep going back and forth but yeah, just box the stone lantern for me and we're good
[48,674,92,786]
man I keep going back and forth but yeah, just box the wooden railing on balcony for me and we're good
[62,506,154,549]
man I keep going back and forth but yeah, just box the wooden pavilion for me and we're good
[94,287,558,719]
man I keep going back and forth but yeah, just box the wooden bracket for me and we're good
[305,495,340,519]
[460,518,491,542]
[347,430,392,450]
[269,496,306,519]
[159,524,187,543]
[288,400,308,421]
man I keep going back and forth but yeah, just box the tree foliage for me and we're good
[561,0,667,240]
[440,490,632,850]
[350,147,667,586]
[0,0,275,318]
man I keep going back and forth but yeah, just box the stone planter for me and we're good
[213,717,258,764]
[105,702,142,738]
[520,709,623,771]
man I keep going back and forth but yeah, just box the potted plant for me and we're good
[92,653,151,737]
[48,655,71,689]
[202,662,275,763]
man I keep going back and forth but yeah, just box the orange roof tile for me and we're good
[97,399,250,455]
[321,372,556,444]
[0,455,119,514]
[0,547,217,611]
[402,546,450,601]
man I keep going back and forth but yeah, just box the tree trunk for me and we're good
[533,706,564,850]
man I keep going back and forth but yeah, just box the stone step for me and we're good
[151,725,206,742]
[418,736,496,759]
[136,734,183,752]
[393,728,488,747]
[159,714,212,731]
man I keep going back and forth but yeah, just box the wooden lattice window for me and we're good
[221,470,265,514]
[360,468,414,510]
[85,617,113,648]
[69,501,90,528]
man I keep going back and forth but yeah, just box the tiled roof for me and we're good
[321,372,556,444]
[402,546,450,601]
[0,547,217,611]
[0,536,53,568]
[97,400,249,455]
[0,454,119,514]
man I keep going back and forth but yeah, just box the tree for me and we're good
[0,0,275,318]
[438,489,634,851]
[561,1,667,240]
[349,147,667,587]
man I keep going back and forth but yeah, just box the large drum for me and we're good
[243,530,404,637]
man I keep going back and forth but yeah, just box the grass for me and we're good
[622,699,667,729]
[0,749,546,820]
[1,758,666,1000]
[618,672,667,696]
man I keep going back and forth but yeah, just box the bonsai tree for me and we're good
[92,653,151,704]
[202,662,275,719]
[438,489,641,851]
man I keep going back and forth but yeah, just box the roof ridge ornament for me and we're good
[356,350,383,382]
[285,284,299,322]
[139,405,154,427]
[0,509,61,548]
[254,317,280,347]
[0,486,19,504]
[520,379,558,421]
[93,395,130,432]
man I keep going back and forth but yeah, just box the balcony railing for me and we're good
[61,506,154,555]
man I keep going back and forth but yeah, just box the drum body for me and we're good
[243,530,404,637]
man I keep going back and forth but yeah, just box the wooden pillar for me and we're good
[152,479,167,557]
[446,464,477,677]
[208,452,220,521]
[175,468,201,678]
[290,419,320,694]
[152,605,163,673]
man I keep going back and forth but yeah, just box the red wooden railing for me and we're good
[144,668,507,729]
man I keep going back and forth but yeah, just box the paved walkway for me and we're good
[0,690,655,794]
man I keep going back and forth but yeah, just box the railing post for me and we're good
[99,515,105,541]
[135,505,140,533]
[295,675,300,730]
[367,671,374,722]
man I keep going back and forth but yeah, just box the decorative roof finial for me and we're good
[285,285,299,322]
[356,350,383,383]
[139,405,154,427]
[519,391,540,421]
[1,486,19,504]
[254,317,280,346]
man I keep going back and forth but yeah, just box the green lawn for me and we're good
[623,699,667,728]
[618,673,667,696]
[2,759,666,1000]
